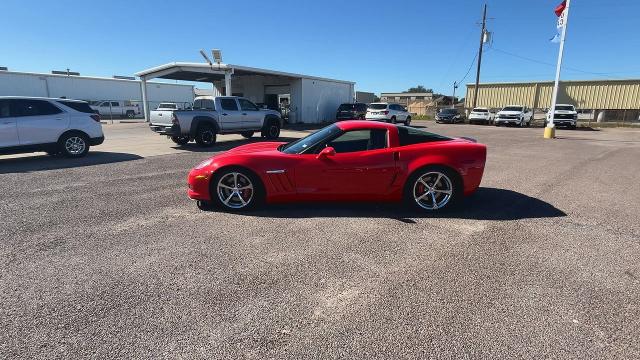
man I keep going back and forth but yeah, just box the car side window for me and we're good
[0,100,10,118]
[322,129,388,154]
[100,102,110,107]
[220,98,239,111]
[10,100,62,117]
[238,99,258,111]
[111,102,120,107]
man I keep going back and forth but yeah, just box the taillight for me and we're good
[383,111,389,115]
[90,114,101,122]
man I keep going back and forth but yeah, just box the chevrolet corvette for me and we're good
[188,121,486,212]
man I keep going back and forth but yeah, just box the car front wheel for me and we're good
[211,168,263,211]
[405,116,411,126]
[261,121,280,139]
[405,166,460,211]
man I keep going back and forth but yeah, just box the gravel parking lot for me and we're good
[1,122,639,359]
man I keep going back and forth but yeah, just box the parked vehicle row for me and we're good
[335,102,411,125]
[0,96,104,157]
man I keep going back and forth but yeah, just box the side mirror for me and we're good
[316,146,336,159]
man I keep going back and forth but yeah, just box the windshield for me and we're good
[555,105,574,111]
[159,103,176,109]
[368,104,387,110]
[503,106,523,112]
[440,109,457,114]
[472,108,488,113]
[338,104,356,111]
[280,124,342,154]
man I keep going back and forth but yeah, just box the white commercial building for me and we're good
[136,62,355,124]
[0,70,194,116]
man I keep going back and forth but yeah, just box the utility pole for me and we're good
[452,81,458,109]
[472,4,487,109]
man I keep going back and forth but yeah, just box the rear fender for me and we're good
[190,116,220,137]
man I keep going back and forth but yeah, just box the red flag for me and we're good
[555,1,567,17]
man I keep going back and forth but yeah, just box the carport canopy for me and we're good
[135,62,355,121]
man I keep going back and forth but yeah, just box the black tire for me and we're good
[171,136,190,145]
[569,124,577,130]
[196,200,213,211]
[210,167,264,212]
[390,116,397,124]
[58,132,90,158]
[240,131,254,139]
[261,119,281,139]
[405,117,411,126]
[359,115,366,120]
[404,165,462,212]
[195,124,217,147]
[126,110,135,119]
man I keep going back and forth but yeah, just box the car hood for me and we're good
[498,111,523,115]
[221,141,285,156]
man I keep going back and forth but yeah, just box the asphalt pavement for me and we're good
[1,122,639,359]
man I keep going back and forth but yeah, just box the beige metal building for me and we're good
[465,79,640,122]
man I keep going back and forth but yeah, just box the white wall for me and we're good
[301,78,354,123]
[0,71,194,103]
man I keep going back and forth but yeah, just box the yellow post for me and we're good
[543,125,556,139]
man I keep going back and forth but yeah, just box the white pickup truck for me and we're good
[149,96,283,147]
[90,100,141,119]
[495,105,533,127]
[546,104,578,129]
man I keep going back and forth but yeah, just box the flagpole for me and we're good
[546,0,571,138]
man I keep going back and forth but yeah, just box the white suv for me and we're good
[0,97,104,157]
[366,103,411,125]
[468,107,495,125]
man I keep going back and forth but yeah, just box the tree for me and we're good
[405,86,433,93]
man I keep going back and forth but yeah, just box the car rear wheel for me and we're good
[59,133,90,158]
[240,131,254,139]
[390,116,397,124]
[171,136,190,145]
[211,168,263,211]
[405,166,460,211]
[126,110,135,119]
[195,124,216,147]
[405,116,411,126]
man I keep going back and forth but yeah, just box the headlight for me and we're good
[194,158,213,170]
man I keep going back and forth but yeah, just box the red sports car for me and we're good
[188,121,486,212]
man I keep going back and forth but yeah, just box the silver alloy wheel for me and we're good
[64,136,86,155]
[413,171,453,210]
[217,172,254,209]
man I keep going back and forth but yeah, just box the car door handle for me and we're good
[393,152,400,161]
[55,118,63,121]
[242,113,247,116]
[2,121,13,124]
[222,113,228,116]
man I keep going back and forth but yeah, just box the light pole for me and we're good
[545,0,572,139]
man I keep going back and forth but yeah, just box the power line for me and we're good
[457,51,479,85]
[489,47,627,79]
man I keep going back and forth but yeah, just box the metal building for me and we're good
[136,62,355,124]
[0,69,195,116]
[466,79,640,111]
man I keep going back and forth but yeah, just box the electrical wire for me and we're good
[489,47,628,79]
[457,51,479,85]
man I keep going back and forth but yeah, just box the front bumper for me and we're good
[150,124,180,136]
[495,118,521,124]
[550,119,577,126]
[187,167,212,201]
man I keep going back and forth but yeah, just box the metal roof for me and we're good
[135,62,354,84]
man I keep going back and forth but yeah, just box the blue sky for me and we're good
[2,0,639,95]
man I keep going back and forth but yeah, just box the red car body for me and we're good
[188,121,486,204]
